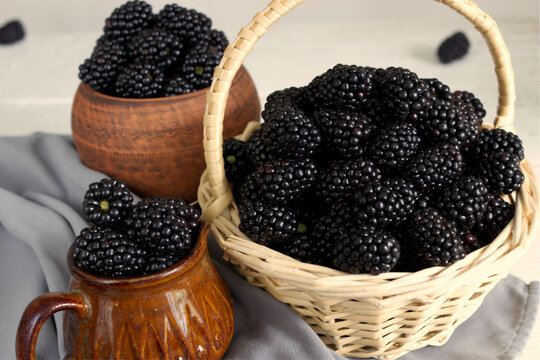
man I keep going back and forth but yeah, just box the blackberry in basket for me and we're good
[223,137,252,184]
[82,178,133,227]
[262,87,304,121]
[468,128,525,161]
[472,194,515,244]
[478,152,524,195]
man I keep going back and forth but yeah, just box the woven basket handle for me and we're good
[201,0,516,220]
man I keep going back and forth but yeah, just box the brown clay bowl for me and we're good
[71,65,260,202]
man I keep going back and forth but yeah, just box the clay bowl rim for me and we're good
[67,222,211,290]
[75,65,249,104]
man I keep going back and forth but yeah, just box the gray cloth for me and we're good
[0,134,538,360]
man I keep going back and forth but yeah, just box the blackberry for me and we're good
[317,158,382,204]
[127,29,184,68]
[437,32,470,64]
[0,19,25,45]
[223,137,251,183]
[451,90,486,124]
[245,128,275,167]
[404,207,466,267]
[262,87,303,122]
[261,107,322,160]
[380,67,435,122]
[78,37,128,93]
[405,143,464,192]
[354,178,419,229]
[144,254,182,274]
[239,201,298,247]
[181,45,221,89]
[472,194,514,244]
[460,230,481,253]
[72,226,146,277]
[419,100,479,147]
[156,4,212,45]
[114,62,165,98]
[332,224,401,275]
[369,121,421,171]
[313,108,372,158]
[281,233,317,264]
[164,75,195,96]
[254,159,318,204]
[478,152,524,194]
[125,197,194,256]
[305,64,377,109]
[436,175,489,229]
[196,29,229,54]
[234,173,262,206]
[424,78,452,102]
[82,178,133,227]
[103,0,153,43]
[468,128,525,161]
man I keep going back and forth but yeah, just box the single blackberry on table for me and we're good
[380,67,435,122]
[245,128,274,167]
[437,32,470,64]
[354,178,419,229]
[262,87,304,122]
[305,64,378,109]
[261,107,322,160]
[125,197,194,256]
[468,128,525,161]
[239,201,299,247]
[78,37,128,93]
[0,19,25,45]
[164,75,195,96]
[156,4,212,45]
[332,224,401,275]
[369,121,422,171]
[181,45,221,89]
[103,0,153,43]
[403,206,466,267]
[144,253,182,274]
[254,158,318,204]
[82,178,133,227]
[419,100,479,148]
[313,108,372,159]
[472,194,515,245]
[113,62,165,98]
[127,29,184,68]
[436,175,489,229]
[478,152,524,194]
[316,158,382,204]
[451,90,486,124]
[405,143,464,192]
[223,137,251,183]
[72,226,146,277]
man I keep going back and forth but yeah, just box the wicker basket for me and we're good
[198,0,540,358]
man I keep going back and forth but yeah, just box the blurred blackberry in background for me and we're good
[437,32,470,64]
[128,29,183,68]
[314,108,372,158]
[156,4,212,44]
[103,0,153,43]
[114,62,165,98]
[369,121,421,172]
[0,19,25,45]
[181,44,221,89]
[223,138,251,183]
[164,75,194,96]
[478,152,524,194]
[72,226,146,277]
[472,194,514,245]
[332,224,401,274]
[83,178,133,227]
[436,175,489,229]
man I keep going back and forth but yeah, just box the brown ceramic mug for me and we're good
[16,224,234,360]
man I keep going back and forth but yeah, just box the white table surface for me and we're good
[1,0,538,358]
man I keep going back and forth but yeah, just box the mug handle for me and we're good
[16,292,88,360]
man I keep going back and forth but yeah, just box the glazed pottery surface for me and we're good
[71,65,260,202]
[16,225,234,360]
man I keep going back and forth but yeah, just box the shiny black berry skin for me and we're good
[405,143,464,192]
[72,226,146,277]
[317,158,382,204]
[437,32,470,64]
[281,233,317,264]
[127,29,184,68]
[157,4,212,44]
[369,121,421,171]
[164,75,195,96]
[113,62,165,98]
[0,19,25,44]
[181,44,221,89]
[103,0,153,43]
[404,206,466,267]
[472,194,515,245]
[239,201,298,247]
[262,87,304,121]
[332,224,401,275]
[254,159,319,204]
[223,138,251,184]
[82,178,133,227]
[245,128,275,167]
[468,128,525,161]
[424,78,452,102]
[314,108,372,158]
[197,29,229,53]
[234,173,263,207]
[144,253,182,275]
[478,152,524,194]
[355,178,419,229]
[436,175,489,229]
[451,90,486,125]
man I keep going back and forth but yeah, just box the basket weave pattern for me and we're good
[198,0,540,358]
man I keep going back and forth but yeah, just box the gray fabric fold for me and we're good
[0,134,537,360]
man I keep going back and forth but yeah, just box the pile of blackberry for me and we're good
[72,178,201,277]
[78,0,228,98]
[223,64,525,275]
